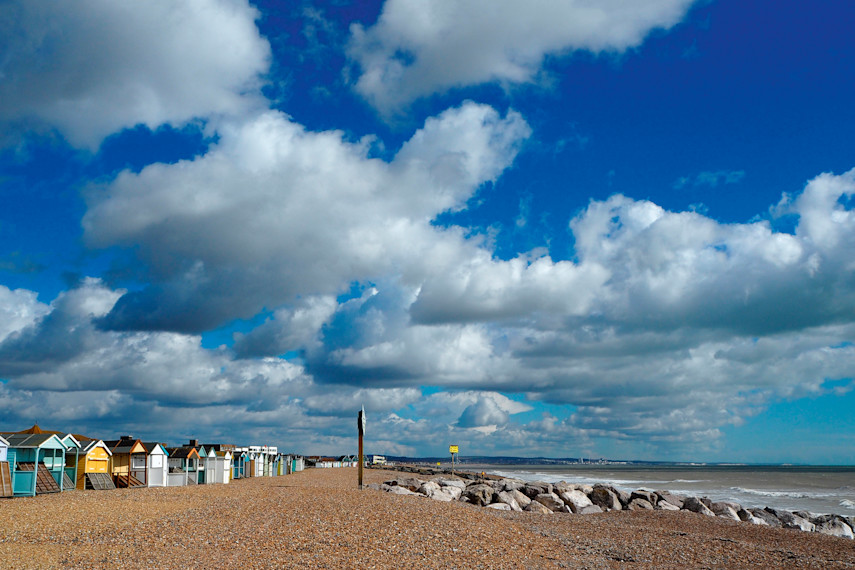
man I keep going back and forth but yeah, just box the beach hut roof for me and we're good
[81,439,113,456]
[168,447,201,460]
[0,435,8,447]
[60,434,81,450]
[103,437,147,454]
[2,425,92,441]
[3,433,66,449]
[140,442,167,454]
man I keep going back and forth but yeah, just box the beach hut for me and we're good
[141,442,169,487]
[167,446,200,486]
[216,450,233,483]
[196,445,209,484]
[0,436,11,497]
[203,446,219,484]
[232,449,247,479]
[59,434,81,491]
[104,436,148,488]
[245,449,258,478]
[75,439,115,490]
[291,455,304,473]
[3,433,67,496]
[200,444,235,484]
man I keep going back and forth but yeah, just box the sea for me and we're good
[466,464,855,516]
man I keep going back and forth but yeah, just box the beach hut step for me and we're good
[0,462,11,497]
[17,463,61,494]
[85,473,116,491]
[62,472,75,491]
[114,473,146,488]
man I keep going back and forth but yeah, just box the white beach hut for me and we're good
[143,442,169,487]
[213,450,232,484]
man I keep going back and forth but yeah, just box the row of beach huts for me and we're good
[0,425,307,498]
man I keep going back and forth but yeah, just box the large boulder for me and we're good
[525,500,552,514]
[656,491,686,509]
[535,493,568,513]
[764,508,815,532]
[814,516,854,539]
[418,481,441,497]
[429,489,457,502]
[589,486,622,511]
[437,478,466,490]
[439,484,463,501]
[591,483,630,511]
[384,485,420,496]
[558,489,593,513]
[495,490,523,512]
[507,488,532,509]
[578,504,604,515]
[500,479,526,492]
[682,497,715,517]
[630,490,658,506]
[462,483,495,507]
[737,508,767,525]
[386,477,424,492]
[552,481,573,494]
[522,482,553,499]
[486,502,512,511]
[710,502,741,521]
[627,498,654,511]
[749,508,782,527]
[656,501,680,511]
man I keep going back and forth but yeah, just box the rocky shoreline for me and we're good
[370,466,855,540]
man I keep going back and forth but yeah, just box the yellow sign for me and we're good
[449,445,458,454]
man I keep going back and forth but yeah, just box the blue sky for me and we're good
[1,0,854,463]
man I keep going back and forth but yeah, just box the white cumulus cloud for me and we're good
[348,0,696,111]
[0,0,270,149]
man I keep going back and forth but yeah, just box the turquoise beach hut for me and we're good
[4,433,67,496]
[232,450,247,479]
[59,434,81,491]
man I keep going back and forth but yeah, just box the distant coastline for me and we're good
[382,455,855,467]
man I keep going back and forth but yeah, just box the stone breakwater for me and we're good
[371,473,855,540]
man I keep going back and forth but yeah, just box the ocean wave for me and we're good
[730,487,822,499]
[841,499,855,510]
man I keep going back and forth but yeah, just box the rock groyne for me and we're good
[369,468,855,540]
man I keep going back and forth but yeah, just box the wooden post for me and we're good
[358,406,365,490]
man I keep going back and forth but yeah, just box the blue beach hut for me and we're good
[4,433,67,496]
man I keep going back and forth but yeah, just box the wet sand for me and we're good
[0,467,853,568]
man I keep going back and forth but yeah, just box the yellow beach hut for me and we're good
[75,439,115,490]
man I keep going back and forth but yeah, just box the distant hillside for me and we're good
[377,455,675,466]
[383,456,581,465]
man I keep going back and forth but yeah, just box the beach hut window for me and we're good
[132,456,146,469]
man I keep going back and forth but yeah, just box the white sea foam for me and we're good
[841,499,855,510]
[730,487,842,500]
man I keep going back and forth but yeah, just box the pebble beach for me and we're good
[1,467,854,569]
